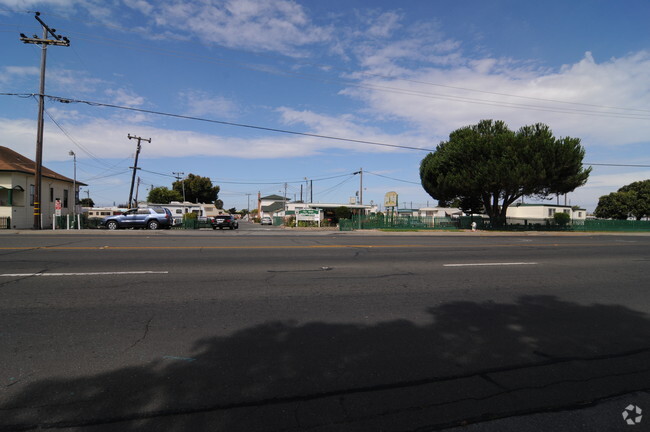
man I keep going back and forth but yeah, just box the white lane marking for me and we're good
[443,262,538,267]
[0,271,169,277]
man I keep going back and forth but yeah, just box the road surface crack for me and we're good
[124,315,154,352]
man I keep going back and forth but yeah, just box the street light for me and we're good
[68,150,76,219]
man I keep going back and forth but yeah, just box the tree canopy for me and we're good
[79,197,95,207]
[147,186,182,204]
[420,120,591,226]
[172,173,221,204]
[594,179,650,220]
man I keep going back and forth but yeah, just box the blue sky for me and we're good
[1,0,649,212]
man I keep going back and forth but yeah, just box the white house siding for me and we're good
[0,172,77,229]
[506,204,586,221]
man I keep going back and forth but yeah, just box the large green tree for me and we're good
[172,173,221,204]
[420,120,591,226]
[147,186,182,204]
[594,179,650,220]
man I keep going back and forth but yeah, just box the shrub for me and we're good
[553,212,571,226]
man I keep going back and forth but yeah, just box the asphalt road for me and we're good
[1,228,650,431]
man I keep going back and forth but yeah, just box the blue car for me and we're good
[101,207,173,230]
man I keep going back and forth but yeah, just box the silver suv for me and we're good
[101,207,173,230]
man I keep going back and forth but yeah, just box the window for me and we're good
[29,184,34,206]
[63,190,68,208]
[564,209,570,214]
[578,212,583,218]
[176,209,183,214]
[50,188,54,202]
[0,189,8,206]
[548,208,556,217]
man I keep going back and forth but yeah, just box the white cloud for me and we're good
[105,88,145,107]
[146,0,332,57]
[343,51,650,148]
[277,107,431,152]
[122,0,153,15]
[1,104,430,168]
[554,170,650,212]
[0,66,39,85]
[365,11,403,39]
[178,90,239,118]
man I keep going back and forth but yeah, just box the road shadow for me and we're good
[3,295,650,431]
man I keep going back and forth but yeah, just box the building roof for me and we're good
[260,194,286,201]
[0,146,86,185]
[514,203,586,210]
[261,202,285,213]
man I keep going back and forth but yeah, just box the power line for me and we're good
[5,92,650,170]
[18,93,435,152]
[365,171,421,185]
[55,26,650,118]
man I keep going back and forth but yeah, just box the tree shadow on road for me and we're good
[3,295,650,431]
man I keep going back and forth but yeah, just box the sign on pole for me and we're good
[297,209,320,221]
[384,191,398,208]
[55,199,62,217]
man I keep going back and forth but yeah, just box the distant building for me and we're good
[506,203,587,221]
[417,207,464,218]
[257,194,286,219]
[0,146,85,229]
[153,201,224,223]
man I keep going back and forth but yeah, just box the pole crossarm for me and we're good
[20,36,70,46]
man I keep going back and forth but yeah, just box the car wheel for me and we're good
[229,225,234,230]
[148,220,160,230]
[106,220,119,230]
[212,226,217,230]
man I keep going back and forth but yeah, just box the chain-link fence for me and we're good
[339,215,650,232]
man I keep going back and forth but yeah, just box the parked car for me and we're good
[260,216,273,225]
[101,207,173,230]
[211,214,239,230]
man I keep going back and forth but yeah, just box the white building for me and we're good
[1,146,84,229]
[506,203,587,220]
[153,201,224,223]
[417,207,464,218]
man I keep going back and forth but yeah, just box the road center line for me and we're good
[443,262,538,267]
[0,271,169,277]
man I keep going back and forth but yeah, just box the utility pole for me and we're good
[354,168,363,204]
[283,183,288,214]
[127,134,150,208]
[246,193,251,217]
[172,172,185,202]
[20,12,70,229]
[359,168,363,205]
[68,150,76,218]
[134,177,141,206]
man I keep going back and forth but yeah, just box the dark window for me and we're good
[63,190,69,208]
[50,188,54,202]
[29,184,35,206]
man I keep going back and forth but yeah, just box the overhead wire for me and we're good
[5,93,649,169]
[42,18,650,119]
[365,171,421,185]
[58,32,650,120]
